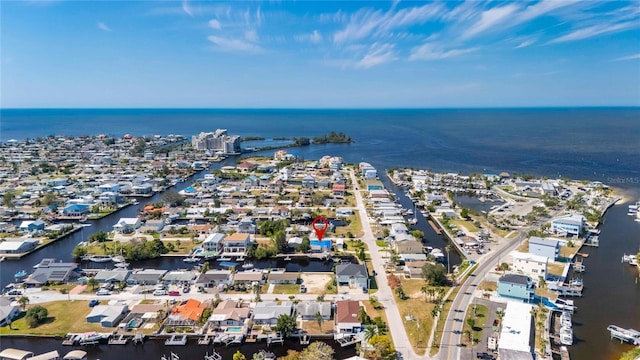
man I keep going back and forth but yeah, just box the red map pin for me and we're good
[311,216,329,241]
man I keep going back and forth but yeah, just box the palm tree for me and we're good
[467,318,476,332]
[314,311,324,329]
[252,283,262,302]
[363,324,378,342]
[420,285,429,302]
[18,296,29,311]
[445,244,452,274]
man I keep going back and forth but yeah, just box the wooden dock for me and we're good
[428,220,442,234]
[336,335,360,347]
[198,334,211,345]
[165,334,188,346]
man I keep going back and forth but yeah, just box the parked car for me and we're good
[182,286,190,293]
[153,289,168,296]
[476,352,494,360]
[300,285,307,293]
[168,291,180,296]
[88,299,100,307]
[96,289,111,296]
[7,289,22,296]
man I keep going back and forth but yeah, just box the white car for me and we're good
[153,289,168,296]
[96,289,111,296]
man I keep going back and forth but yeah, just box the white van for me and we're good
[153,289,167,296]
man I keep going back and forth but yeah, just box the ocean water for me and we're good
[1,108,639,359]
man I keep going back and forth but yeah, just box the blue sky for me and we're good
[1,0,639,108]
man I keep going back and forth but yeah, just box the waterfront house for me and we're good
[162,271,197,286]
[310,240,332,252]
[93,269,131,284]
[498,302,534,360]
[195,270,232,288]
[267,270,299,284]
[128,269,167,285]
[202,233,225,254]
[19,219,45,233]
[497,274,535,303]
[169,299,207,323]
[336,263,369,289]
[86,304,128,327]
[62,204,90,217]
[98,183,120,194]
[233,270,265,285]
[221,233,252,255]
[551,214,585,237]
[131,183,153,195]
[511,251,548,283]
[301,175,316,189]
[394,239,423,255]
[335,300,362,334]
[295,301,331,321]
[253,301,293,326]
[0,238,39,255]
[112,217,141,234]
[24,259,82,286]
[208,300,251,329]
[528,237,560,261]
[0,298,19,327]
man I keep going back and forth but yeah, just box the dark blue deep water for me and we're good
[0,108,639,360]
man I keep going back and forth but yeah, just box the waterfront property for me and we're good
[0,238,39,255]
[497,274,535,303]
[207,300,251,330]
[528,237,561,261]
[221,232,252,256]
[0,298,20,326]
[86,304,128,327]
[267,270,299,285]
[24,259,83,287]
[295,301,332,321]
[335,300,362,335]
[511,251,548,283]
[498,302,534,360]
[252,301,293,326]
[551,214,585,237]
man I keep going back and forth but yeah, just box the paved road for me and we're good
[438,229,527,360]
[349,170,421,360]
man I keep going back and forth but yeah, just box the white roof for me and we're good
[116,218,139,225]
[511,251,549,264]
[0,239,38,251]
[498,302,533,353]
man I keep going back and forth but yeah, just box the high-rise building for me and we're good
[191,129,241,154]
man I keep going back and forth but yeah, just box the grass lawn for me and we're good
[478,281,497,292]
[363,300,388,325]
[345,239,368,252]
[559,244,581,258]
[395,289,435,355]
[535,287,558,301]
[516,240,529,253]
[0,301,106,336]
[375,239,388,247]
[449,220,479,233]
[300,319,334,335]
[272,284,300,294]
[163,240,199,254]
[324,279,338,294]
[461,304,489,347]
[547,262,566,276]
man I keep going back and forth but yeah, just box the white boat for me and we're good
[114,262,129,268]
[607,325,640,344]
[242,262,254,269]
[112,256,126,263]
[78,332,104,344]
[406,209,414,215]
[216,256,232,262]
[183,257,200,263]
[559,327,573,345]
[89,255,112,263]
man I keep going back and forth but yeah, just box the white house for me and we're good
[203,233,225,253]
[551,214,585,237]
[0,238,39,254]
[86,304,128,327]
[221,233,251,255]
[0,298,19,327]
[511,251,548,282]
[112,218,141,234]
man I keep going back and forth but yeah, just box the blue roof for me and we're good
[64,204,89,210]
[310,240,331,247]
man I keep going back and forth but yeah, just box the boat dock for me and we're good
[607,325,640,344]
[164,334,188,346]
[428,219,442,234]
[266,333,284,346]
[197,334,212,345]
[108,334,128,345]
[335,334,360,347]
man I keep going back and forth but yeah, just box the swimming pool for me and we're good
[225,326,243,333]
[127,318,142,328]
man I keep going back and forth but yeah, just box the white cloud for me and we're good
[409,43,476,61]
[294,30,323,44]
[549,20,638,43]
[207,35,262,53]
[514,0,579,24]
[462,4,520,39]
[182,0,193,17]
[613,53,640,61]
[333,2,444,43]
[356,43,397,69]
[97,22,112,32]
[516,39,535,48]
[208,19,222,30]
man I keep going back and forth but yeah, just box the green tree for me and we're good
[411,230,424,240]
[163,190,185,207]
[368,335,396,360]
[274,230,288,254]
[467,317,476,331]
[314,311,323,329]
[89,231,108,243]
[275,314,297,337]
[87,277,98,291]
[18,296,30,310]
[200,261,210,274]
[72,245,87,260]
[232,350,246,360]
[460,207,470,219]
[299,341,335,360]
[2,192,15,208]
[25,305,48,328]
[421,263,449,286]
[299,236,311,253]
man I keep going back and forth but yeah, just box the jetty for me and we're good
[428,219,442,234]
[336,334,360,347]
[266,333,284,346]
[108,334,128,345]
[607,325,640,344]
[198,334,212,345]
